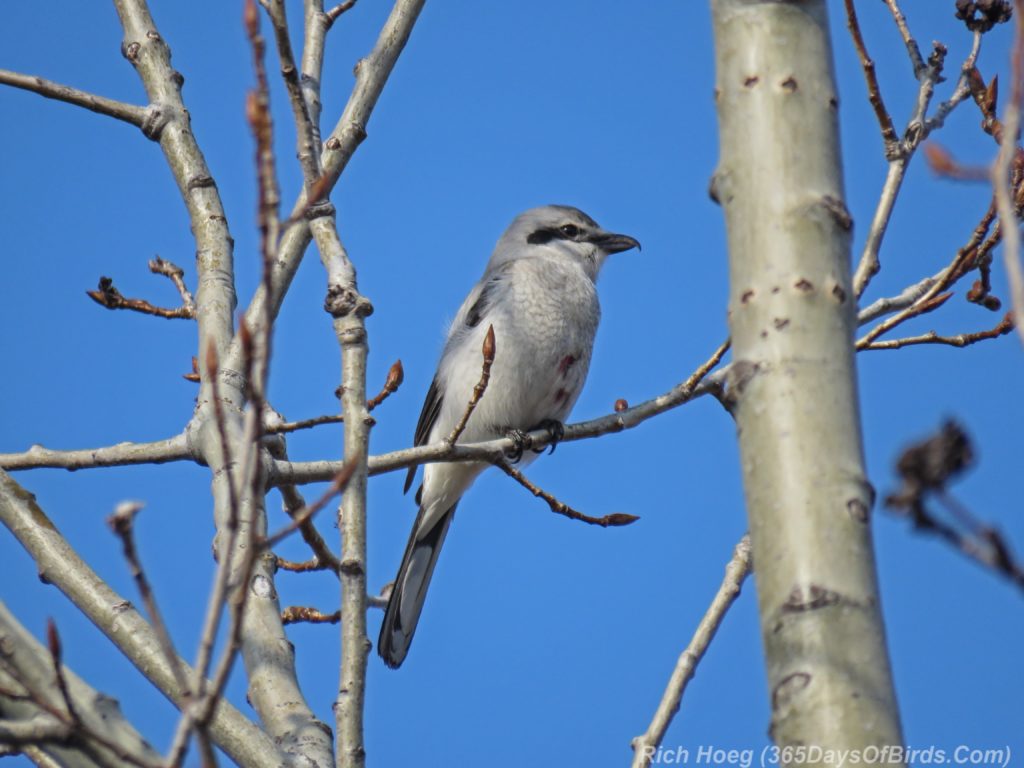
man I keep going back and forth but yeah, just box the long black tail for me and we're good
[378,504,457,668]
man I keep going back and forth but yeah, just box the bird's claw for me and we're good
[504,428,530,463]
[530,419,565,455]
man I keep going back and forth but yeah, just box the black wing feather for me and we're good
[465,278,498,328]
[403,266,509,494]
[403,377,443,494]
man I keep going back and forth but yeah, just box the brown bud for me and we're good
[205,339,219,376]
[605,513,640,527]
[245,91,262,129]
[184,356,201,382]
[967,66,986,99]
[386,359,405,392]
[243,0,259,38]
[46,618,62,663]
[482,325,496,362]
[923,142,956,176]
[614,399,629,412]
[985,75,999,114]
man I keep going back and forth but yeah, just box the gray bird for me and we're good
[379,204,639,668]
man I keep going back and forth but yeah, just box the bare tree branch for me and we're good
[630,535,752,768]
[325,1,358,26]
[494,461,639,527]
[0,470,283,768]
[0,434,191,473]
[112,0,237,389]
[263,359,403,436]
[271,339,731,486]
[860,312,1013,350]
[261,0,321,186]
[105,503,192,719]
[993,0,1024,345]
[857,271,945,324]
[317,219,373,768]
[282,606,341,625]
[446,325,495,444]
[842,0,898,150]
[222,0,427,379]
[1,630,156,768]
[86,257,196,320]
[0,69,148,129]
[850,6,982,298]
[857,204,999,347]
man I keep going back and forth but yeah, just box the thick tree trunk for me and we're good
[710,0,904,757]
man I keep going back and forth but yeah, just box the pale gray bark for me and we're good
[0,603,161,768]
[710,0,904,754]
[0,470,284,768]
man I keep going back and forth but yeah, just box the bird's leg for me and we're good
[503,428,531,463]
[529,419,565,455]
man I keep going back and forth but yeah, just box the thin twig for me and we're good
[150,257,195,313]
[851,8,982,298]
[278,487,342,574]
[263,433,342,574]
[882,0,925,77]
[0,433,190,472]
[86,276,195,319]
[366,359,404,411]
[843,0,898,149]
[860,312,1013,350]
[0,69,148,128]
[923,142,991,181]
[447,325,495,444]
[264,461,357,549]
[325,0,358,26]
[107,502,191,700]
[630,536,753,768]
[43,622,79,728]
[264,359,403,435]
[857,272,943,324]
[924,31,984,135]
[276,555,333,573]
[857,203,1000,347]
[857,293,954,348]
[495,461,639,528]
[281,606,340,625]
[266,412,344,434]
[993,0,1024,345]
[261,0,321,186]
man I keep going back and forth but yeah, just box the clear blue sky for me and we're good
[1,2,1021,766]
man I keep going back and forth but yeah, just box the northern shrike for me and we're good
[378,205,639,668]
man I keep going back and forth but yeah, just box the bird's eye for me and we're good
[560,224,581,238]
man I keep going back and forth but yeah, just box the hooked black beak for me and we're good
[589,231,641,254]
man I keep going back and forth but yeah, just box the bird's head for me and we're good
[491,205,640,281]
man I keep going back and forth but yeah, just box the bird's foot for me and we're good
[503,428,530,463]
[529,419,565,455]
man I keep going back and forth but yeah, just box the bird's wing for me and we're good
[450,261,513,330]
[403,376,443,494]
[403,264,514,494]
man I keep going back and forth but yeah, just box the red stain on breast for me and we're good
[558,354,577,376]
[554,387,569,404]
